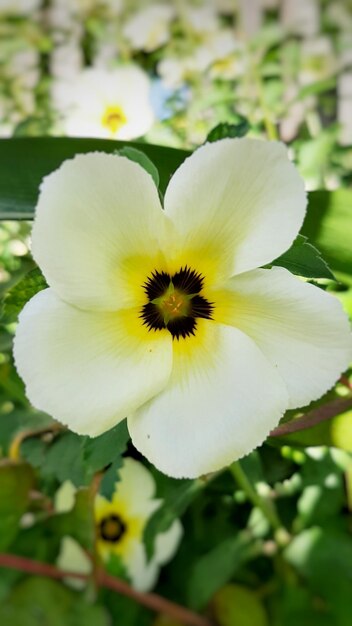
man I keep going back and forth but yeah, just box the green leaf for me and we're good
[21,425,129,493]
[271,235,335,280]
[211,584,268,626]
[22,432,87,487]
[144,478,204,559]
[118,146,160,188]
[285,528,352,626]
[0,461,35,551]
[82,421,129,476]
[187,532,256,610]
[301,189,352,275]
[1,267,47,322]
[83,422,130,499]
[296,77,336,100]
[0,138,189,219]
[206,119,250,142]
[0,577,110,626]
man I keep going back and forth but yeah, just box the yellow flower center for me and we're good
[101,105,127,134]
[153,283,191,324]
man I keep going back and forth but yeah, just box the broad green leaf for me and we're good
[0,577,109,626]
[271,234,335,279]
[285,528,352,626]
[206,119,250,142]
[0,138,189,219]
[294,450,345,530]
[118,146,160,188]
[1,267,47,323]
[302,189,352,275]
[56,487,95,551]
[275,586,333,626]
[211,584,268,626]
[187,532,256,610]
[0,461,35,551]
[144,478,204,559]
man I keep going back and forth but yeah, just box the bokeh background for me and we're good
[0,1,352,625]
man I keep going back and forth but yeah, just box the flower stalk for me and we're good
[0,553,214,626]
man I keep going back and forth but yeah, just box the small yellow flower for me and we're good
[14,138,352,478]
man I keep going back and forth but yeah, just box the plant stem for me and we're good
[270,396,352,438]
[230,460,286,541]
[9,423,64,461]
[0,553,213,626]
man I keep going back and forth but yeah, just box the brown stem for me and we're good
[0,553,213,626]
[9,423,65,461]
[270,396,352,438]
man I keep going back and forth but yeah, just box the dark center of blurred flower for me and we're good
[99,514,126,543]
[140,266,213,339]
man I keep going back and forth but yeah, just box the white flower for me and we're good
[57,536,92,590]
[338,72,352,146]
[56,460,183,592]
[182,3,219,36]
[50,41,83,81]
[299,37,336,86]
[52,66,154,140]
[95,459,182,591]
[158,30,244,86]
[123,4,175,52]
[158,56,192,89]
[14,139,352,478]
[281,0,320,38]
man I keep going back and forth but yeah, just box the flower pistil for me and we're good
[140,266,214,339]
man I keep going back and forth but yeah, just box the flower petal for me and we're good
[154,519,183,565]
[164,138,307,279]
[13,289,173,435]
[214,267,352,408]
[32,152,168,311]
[125,540,159,592]
[57,537,92,590]
[113,458,160,518]
[128,322,288,478]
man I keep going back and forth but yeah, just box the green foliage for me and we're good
[302,189,352,275]
[272,234,335,280]
[0,577,110,626]
[0,462,35,551]
[21,422,129,491]
[211,584,268,626]
[187,533,256,611]
[83,422,130,499]
[54,487,95,551]
[206,119,250,142]
[0,138,189,218]
[1,268,47,323]
[118,147,160,188]
[285,528,352,626]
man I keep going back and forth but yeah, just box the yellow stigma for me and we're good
[101,105,127,134]
[153,283,191,324]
